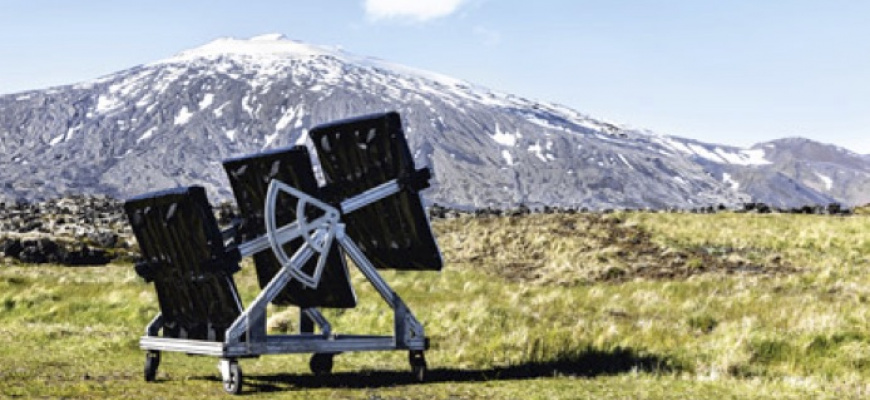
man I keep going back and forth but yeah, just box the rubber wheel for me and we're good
[223,362,243,395]
[144,351,160,382]
[409,351,427,382]
[309,353,334,376]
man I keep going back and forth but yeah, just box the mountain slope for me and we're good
[652,131,870,208]
[748,138,870,207]
[0,34,865,208]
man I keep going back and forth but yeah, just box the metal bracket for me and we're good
[264,179,340,289]
[397,303,426,345]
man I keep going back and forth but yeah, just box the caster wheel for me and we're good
[222,361,243,395]
[310,353,334,376]
[144,351,160,382]
[409,351,427,382]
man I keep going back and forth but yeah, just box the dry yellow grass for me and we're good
[2,211,869,398]
[436,213,794,286]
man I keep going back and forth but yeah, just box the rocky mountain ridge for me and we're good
[1,34,868,209]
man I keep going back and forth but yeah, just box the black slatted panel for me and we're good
[223,146,357,308]
[124,186,241,341]
[309,111,442,271]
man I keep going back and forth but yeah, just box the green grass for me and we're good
[2,212,870,398]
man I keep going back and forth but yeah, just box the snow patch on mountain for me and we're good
[295,130,308,146]
[732,148,770,166]
[618,154,635,170]
[722,173,740,190]
[656,136,771,166]
[816,172,833,190]
[502,150,514,166]
[491,124,520,146]
[49,134,64,146]
[264,132,279,148]
[528,142,551,162]
[199,93,214,109]
[138,127,157,143]
[174,107,194,125]
[154,34,468,90]
[275,105,305,131]
[96,95,122,113]
[214,102,229,117]
[157,34,330,65]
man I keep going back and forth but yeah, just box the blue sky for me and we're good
[1,0,868,153]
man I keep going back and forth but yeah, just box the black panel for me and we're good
[223,146,357,308]
[124,186,242,341]
[309,111,442,271]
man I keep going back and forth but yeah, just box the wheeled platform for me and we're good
[125,112,441,394]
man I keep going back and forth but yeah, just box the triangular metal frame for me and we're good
[139,177,429,391]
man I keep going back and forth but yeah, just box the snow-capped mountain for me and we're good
[0,34,866,208]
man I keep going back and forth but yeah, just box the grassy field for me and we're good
[1,211,869,398]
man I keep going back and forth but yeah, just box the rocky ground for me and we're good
[0,195,859,267]
[0,196,131,265]
[0,196,239,266]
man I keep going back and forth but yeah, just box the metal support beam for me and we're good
[337,228,398,308]
[337,225,426,348]
[303,308,332,336]
[226,245,315,343]
[340,180,401,215]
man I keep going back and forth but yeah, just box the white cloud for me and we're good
[364,0,470,22]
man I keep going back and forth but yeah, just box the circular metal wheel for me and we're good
[223,362,243,395]
[144,351,160,382]
[309,353,334,376]
[409,351,427,382]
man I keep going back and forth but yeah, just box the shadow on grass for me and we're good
[200,346,680,393]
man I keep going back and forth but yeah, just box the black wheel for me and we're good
[409,351,427,382]
[144,351,160,382]
[309,353,334,376]
[222,361,242,395]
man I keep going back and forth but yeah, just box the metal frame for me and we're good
[139,178,428,391]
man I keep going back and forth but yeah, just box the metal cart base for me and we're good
[139,179,431,394]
